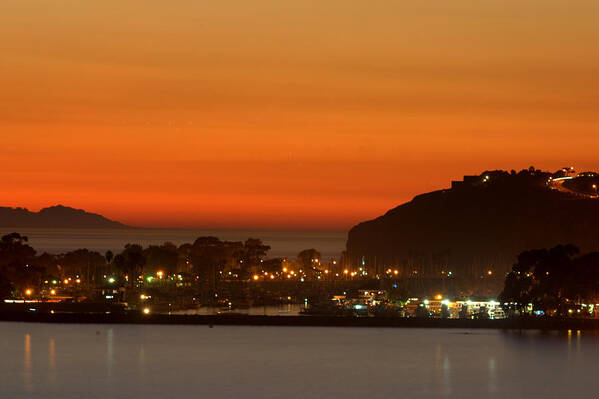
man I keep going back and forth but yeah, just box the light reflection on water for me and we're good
[2,323,599,399]
[172,304,303,316]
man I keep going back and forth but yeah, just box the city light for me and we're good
[25,289,32,296]
[253,275,259,281]
[143,308,150,314]
[157,271,164,279]
[50,289,56,295]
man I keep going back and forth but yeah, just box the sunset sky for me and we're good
[2,1,599,229]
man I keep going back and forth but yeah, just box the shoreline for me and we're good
[2,312,599,330]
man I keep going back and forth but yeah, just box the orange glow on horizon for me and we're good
[2,1,599,229]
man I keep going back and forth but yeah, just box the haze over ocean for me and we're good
[0,228,346,260]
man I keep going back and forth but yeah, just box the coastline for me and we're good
[2,312,599,330]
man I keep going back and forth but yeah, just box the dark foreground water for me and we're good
[0,228,347,259]
[1,323,598,399]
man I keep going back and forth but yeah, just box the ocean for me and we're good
[0,227,347,260]
[1,323,596,399]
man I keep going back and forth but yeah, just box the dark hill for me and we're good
[346,168,599,279]
[0,205,128,228]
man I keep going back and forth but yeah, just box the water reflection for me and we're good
[5,325,599,399]
[488,357,496,393]
[48,337,56,389]
[23,333,31,393]
[107,328,114,378]
[442,352,451,395]
[173,304,302,316]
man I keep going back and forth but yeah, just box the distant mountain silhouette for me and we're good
[0,205,129,228]
[346,167,599,278]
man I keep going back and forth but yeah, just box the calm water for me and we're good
[173,304,304,316]
[1,323,598,399]
[0,228,347,259]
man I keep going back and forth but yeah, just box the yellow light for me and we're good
[25,289,32,296]
[76,279,81,284]
[394,270,399,275]
[143,308,150,314]
[253,275,259,281]
[343,269,349,274]
[435,294,442,300]
[487,270,493,275]
[140,294,146,300]
[63,279,69,284]
[283,267,287,272]
[50,290,56,295]
[157,271,164,278]
[324,270,329,274]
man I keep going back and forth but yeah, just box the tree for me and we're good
[105,250,114,265]
[499,244,581,316]
[241,238,270,274]
[144,242,179,275]
[0,233,39,293]
[262,258,283,274]
[297,249,321,277]
[188,237,243,302]
[58,249,105,278]
[36,253,59,278]
[189,237,229,277]
[114,244,146,291]
[0,233,36,267]
[0,272,13,299]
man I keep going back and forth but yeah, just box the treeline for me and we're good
[499,244,599,316]
[0,232,323,299]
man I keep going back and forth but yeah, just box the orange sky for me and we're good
[2,1,599,229]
